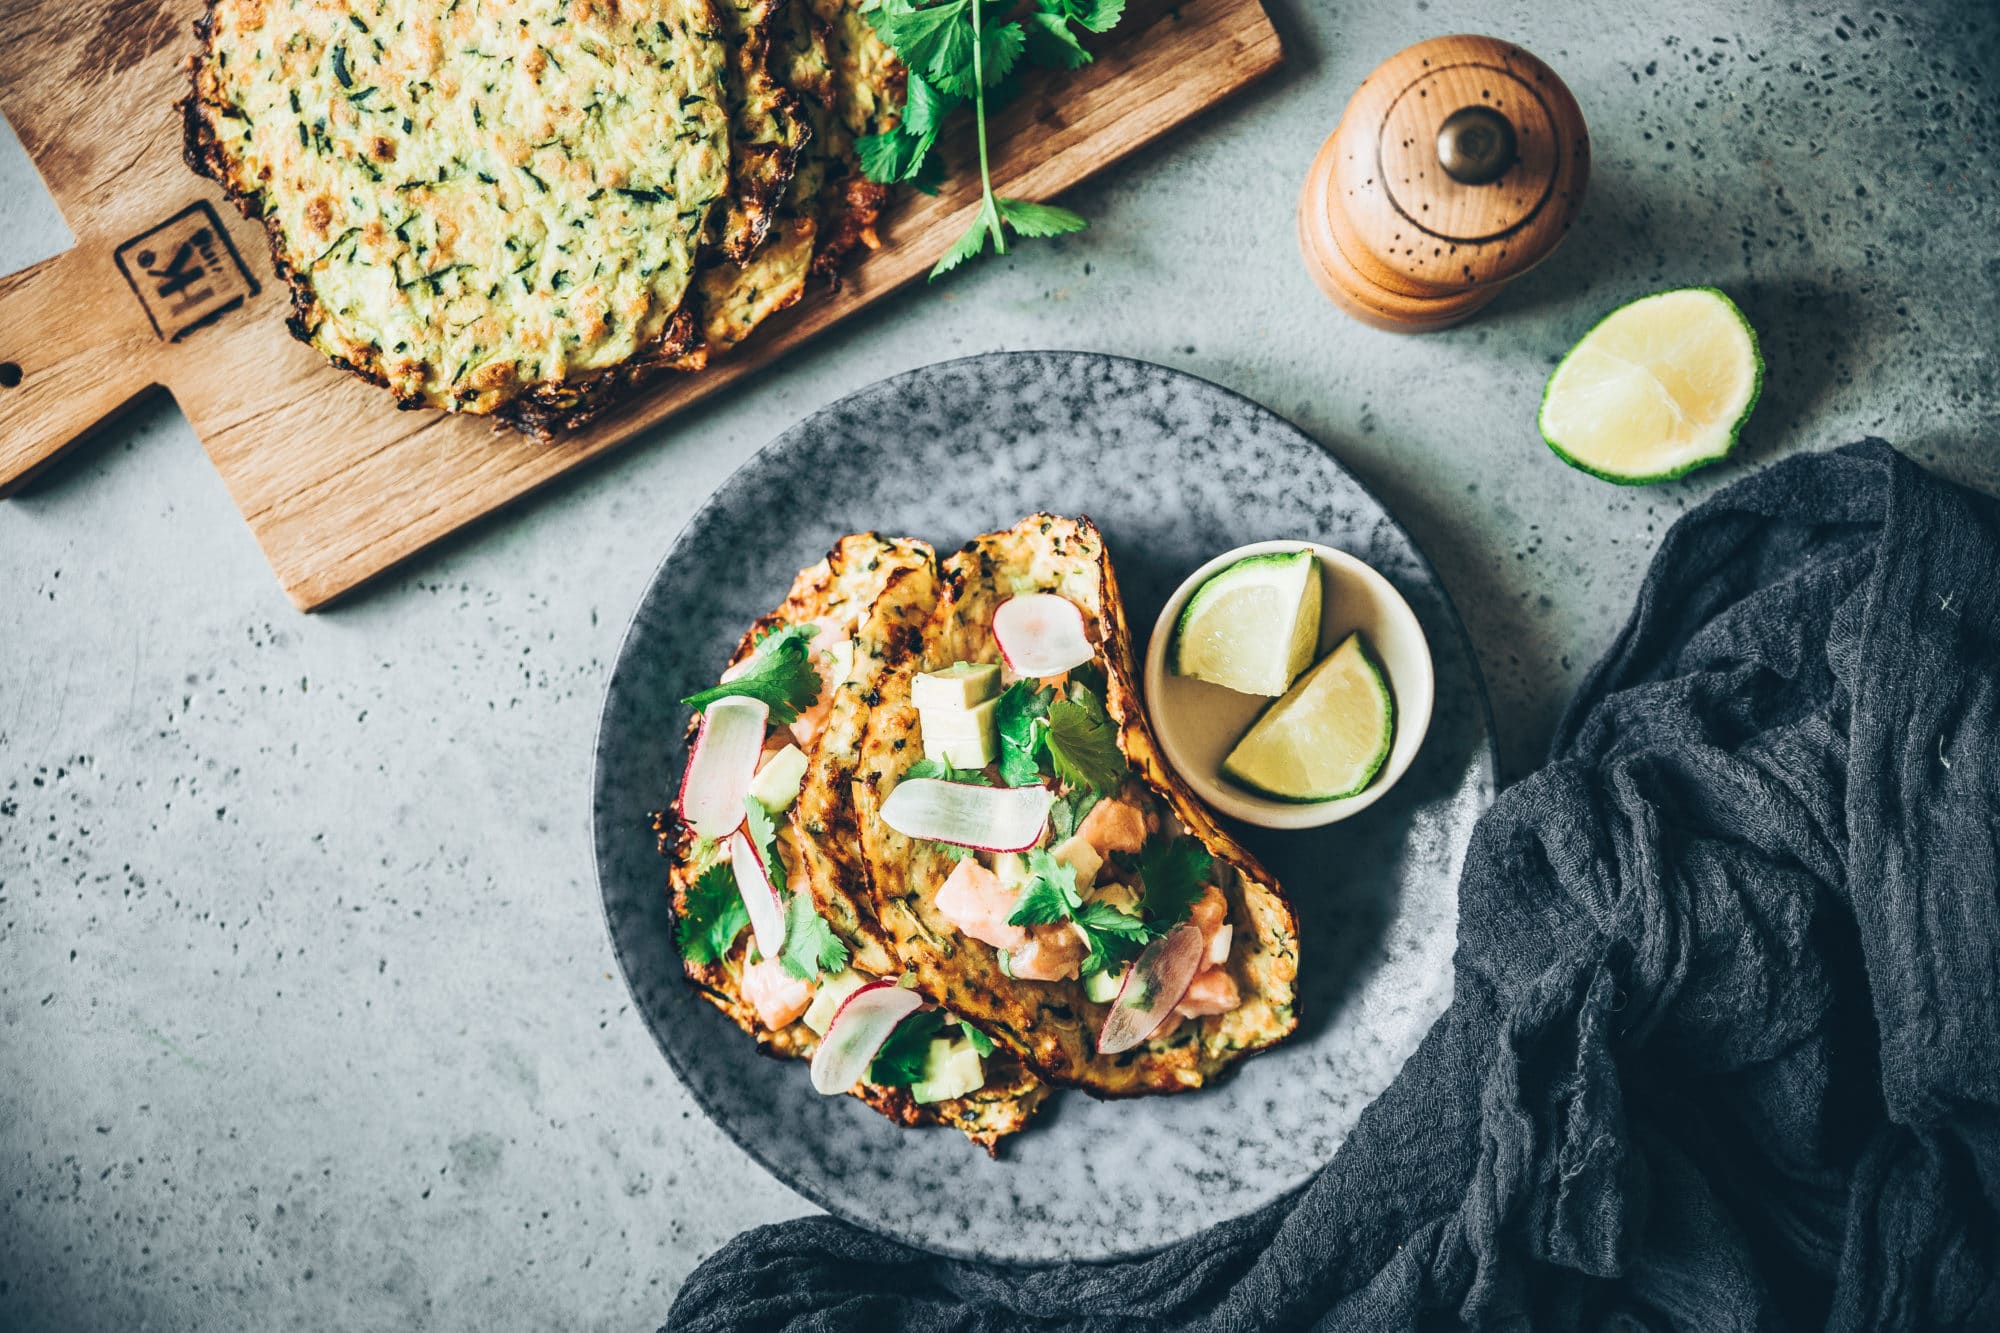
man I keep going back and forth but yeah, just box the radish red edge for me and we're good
[678,696,769,841]
[729,830,787,960]
[992,594,1095,678]
[809,980,926,1095]
[1097,922,1205,1055]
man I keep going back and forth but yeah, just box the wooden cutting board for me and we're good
[0,0,1281,610]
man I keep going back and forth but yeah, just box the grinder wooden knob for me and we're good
[1299,35,1590,332]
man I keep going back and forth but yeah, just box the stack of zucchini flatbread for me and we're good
[183,0,900,434]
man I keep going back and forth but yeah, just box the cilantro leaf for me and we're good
[742,797,788,894]
[1022,10,1090,69]
[1073,899,1148,976]
[997,197,1088,238]
[931,199,998,279]
[1135,834,1212,928]
[903,70,956,136]
[904,757,993,785]
[978,20,1027,89]
[779,890,850,981]
[683,628,822,725]
[870,0,1129,277]
[675,863,748,966]
[1007,848,1082,927]
[869,0,970,76]
[1047,788,1098,842]
[994,680,1053,787]
[959,1021,994,1057]
[858,125,936,184]
[1046,691,1126,795]
[868,1007,947,1086]
[930,840,976,863]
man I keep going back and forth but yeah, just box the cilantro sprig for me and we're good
[1005,848,1147,977]
[675,863,749,966]
[869,1008,948,1086]
[903,758,994,786]
[780,891,849,981]
[994,680,1053,787]
[1046,689,1125,794]
[861,0,1127,278]
[1129,834,1212,930]
[993,675,1126,796]
[682,624,822,726]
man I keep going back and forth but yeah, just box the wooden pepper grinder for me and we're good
[1299,35,1590,332]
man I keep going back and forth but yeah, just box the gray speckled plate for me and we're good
[593,351,1495,1264]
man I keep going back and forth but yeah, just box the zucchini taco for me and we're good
[846,516,1302,1095]
[662,534,1047,1150]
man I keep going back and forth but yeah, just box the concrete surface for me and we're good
[2,1,1995,1327]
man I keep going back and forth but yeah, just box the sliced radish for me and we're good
[1098,922,1205,1055]
[678,697,769,840]
[992,594,1095,678]
[880,778,1052,852]
[809,979,926,1094]
[729,830,787,960]
[1206,923,1234,968]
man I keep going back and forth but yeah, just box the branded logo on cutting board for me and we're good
[115,202,260,342]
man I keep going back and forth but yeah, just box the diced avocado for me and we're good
[992,852,1030,890]
[747,744,809,813]
[1091,877,1143,916]
[996,948,1015,978]
[911,661,1001,712]
[1083,964,1127,1004]
[1050,835,1103,891]
[910,1037,985,1104]
[803,969,868,1035]
[920,695,998,768]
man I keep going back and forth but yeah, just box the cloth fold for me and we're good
[667,442,2000,1332]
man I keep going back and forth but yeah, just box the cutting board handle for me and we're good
[0,244,168,495]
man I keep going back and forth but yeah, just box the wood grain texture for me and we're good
[1297,34,1588,332]
[0,0,1282,609]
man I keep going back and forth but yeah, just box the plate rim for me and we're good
[589,348,1500,1264]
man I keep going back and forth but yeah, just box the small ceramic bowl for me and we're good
[1141,541,1434,829]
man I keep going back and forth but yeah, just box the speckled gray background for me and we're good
[3,1,1997,1327]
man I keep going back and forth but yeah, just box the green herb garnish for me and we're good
[743,797,788,895]
[682,624,822,725]
[861,0,1125,278]
[868,1008,947,1086]
[993,679,1053,787]
[1005,848,1145,977]
[779,890,849,981]
[903,758,993,786]
[1045,684,1126,795]
[675,863,748,966]
[1131,834,1211,928]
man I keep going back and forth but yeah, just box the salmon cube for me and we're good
[1010,926,1085,981]
[1175,965,1240,1018]
[1078,798,1147,855]
[1189,883,1229,947]
[742,956,812,1030]
[934,858,1029,951]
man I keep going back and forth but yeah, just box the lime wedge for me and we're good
[1169,550,1322,697]
[1221,632,1394,802]
[1539,287,1762,485]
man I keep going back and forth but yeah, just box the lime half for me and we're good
[1539,287,1763,485]
[1221,632,1394,802]
[1170,550,1322,697]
